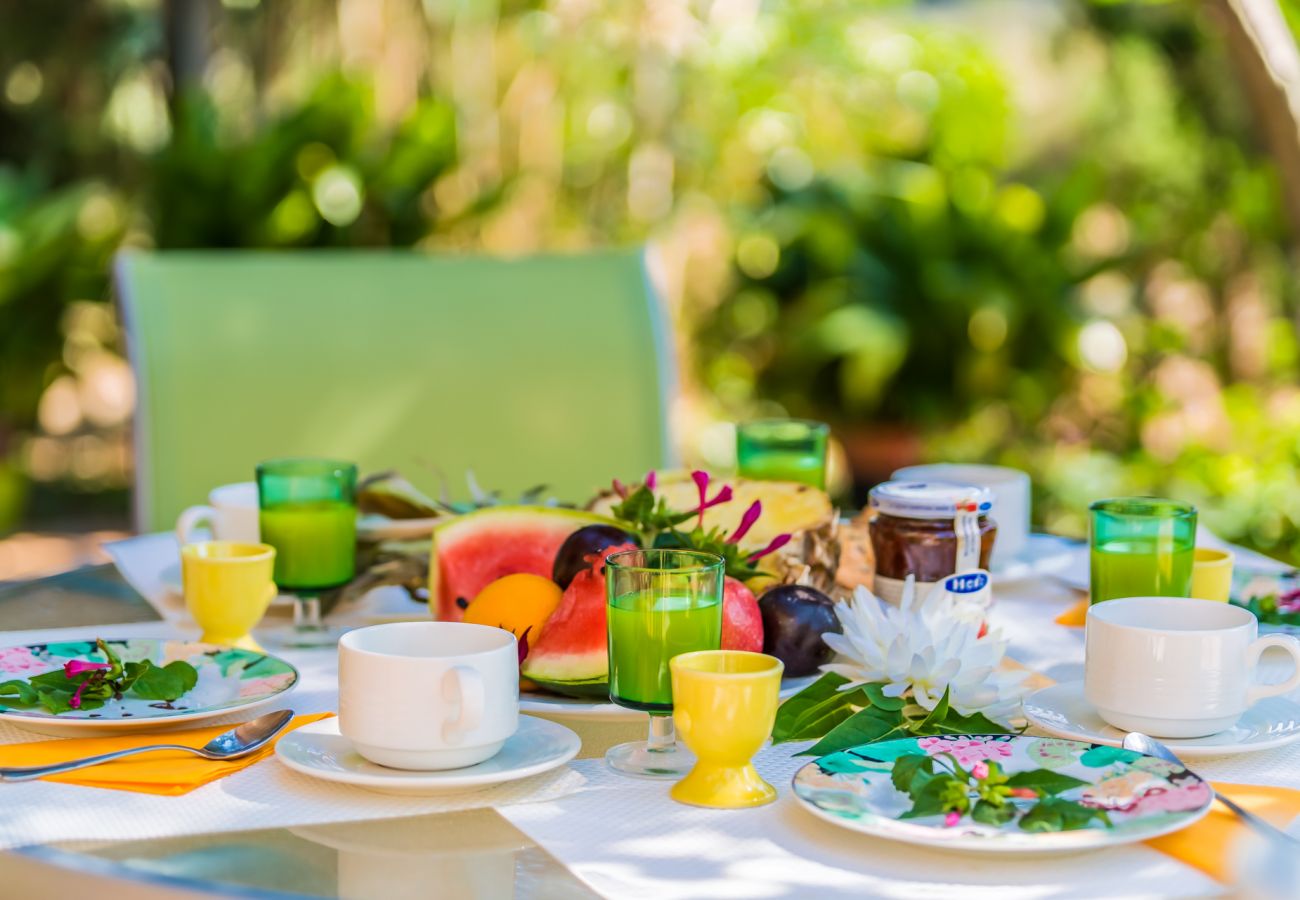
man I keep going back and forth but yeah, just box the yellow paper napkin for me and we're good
[0,712,333,796]
[1147,782,1300,883]
[1055,597,1089,627]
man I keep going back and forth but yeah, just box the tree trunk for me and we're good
[163,0,210,107]
[1208,0,1300,237]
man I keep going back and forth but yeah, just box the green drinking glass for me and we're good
[1089,497,1196,604]
[736,419,829,489]
[605,549,723,779]
[256,458,358,645]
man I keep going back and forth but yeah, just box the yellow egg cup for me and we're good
[181,541,278,651]
[668,650,784,809]
[1190,547,1234,602]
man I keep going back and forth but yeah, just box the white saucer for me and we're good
[275,714,580,794]
[1023,681,1300,758]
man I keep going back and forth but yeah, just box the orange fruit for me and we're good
[463,573,563,651]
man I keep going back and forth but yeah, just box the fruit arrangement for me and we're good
[430,470,850,696]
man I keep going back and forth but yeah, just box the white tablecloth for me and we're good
[6,535,1300,896]
[499,576,1300,899]
[0,619,584,850]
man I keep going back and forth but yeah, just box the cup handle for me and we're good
[441,665,485,744]
[1245,635,1300,706]
[176,505,216,544]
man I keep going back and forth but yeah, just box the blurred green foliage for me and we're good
[3,0,1300,566]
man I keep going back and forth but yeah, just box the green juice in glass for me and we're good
[736,449,826,489]
[1090,539,1194,603]
[259,500,357,590]
[608,594,722,712]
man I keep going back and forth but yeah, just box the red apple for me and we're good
[721,577,764,652]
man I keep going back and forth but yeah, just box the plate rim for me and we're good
[274,714,581,790]
[790,733,1213,854]
[0,638,300,728]
[1022,681,1300,758]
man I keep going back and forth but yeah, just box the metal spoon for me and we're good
[1122,731,1299,845]
[0,709,294,782]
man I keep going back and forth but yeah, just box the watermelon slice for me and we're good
[429,506,621,622]
[522,543,635,697]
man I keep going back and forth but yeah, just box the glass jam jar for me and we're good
[868,480,997,605]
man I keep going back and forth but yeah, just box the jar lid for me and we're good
[869,480,994,520]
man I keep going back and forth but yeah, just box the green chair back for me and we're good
[115,249,676,532]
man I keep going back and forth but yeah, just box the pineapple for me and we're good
[589,471,849,596]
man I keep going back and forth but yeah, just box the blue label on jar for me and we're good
[943,571,989,594]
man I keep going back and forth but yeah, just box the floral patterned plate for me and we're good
[0,639,298,736]
[791,734,1212,854]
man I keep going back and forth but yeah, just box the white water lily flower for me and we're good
[820,576,1027,722]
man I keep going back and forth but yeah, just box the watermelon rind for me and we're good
[523,676,608,699]
[429,505,625,621]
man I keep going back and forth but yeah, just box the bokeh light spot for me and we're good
[1078,320,1128,373]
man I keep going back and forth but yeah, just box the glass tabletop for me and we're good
[0,565,601,899]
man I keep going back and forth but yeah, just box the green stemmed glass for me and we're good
[256,458,358,646]
[605,549,724,779]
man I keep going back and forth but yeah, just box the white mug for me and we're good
[1085,597,1300,738]
[338,622,519,770]
[893,463,1030,565]
[176,482,260,544]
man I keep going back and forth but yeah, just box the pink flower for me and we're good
[1009,787,1038,800]
[645,471,657,491]
[69,679,95,709]
[970,762,989,780]
[63,659,111,678]
[691,471,733,525]
[747,533,791,562]
[944,811,960,827]
[728,501,762,544]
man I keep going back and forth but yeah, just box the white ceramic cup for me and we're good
[893,463,1030,565]
[1085,597,1300,738]
[176,482,260,544]
[338,622,519,770]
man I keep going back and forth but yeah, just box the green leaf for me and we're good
[774,686,863,744]
[28,669,77,691]
[863,683,906,711]
[800,704,908,756]
[165,660,199,694]
[772,673,851,743]
[938,709,1015,735]
[911,687,951,734]
[889,752,934,794]
[898,773,955,819]
[1019,796,1110,833]
[119,660,150,692]
[37,690,75,714]
[971,799,1016,826]
[129,667,180,700]
[1005,769,1089,795]
[0,680,38,705]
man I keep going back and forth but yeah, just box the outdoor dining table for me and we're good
[0,548,1293,898]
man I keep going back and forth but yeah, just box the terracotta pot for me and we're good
[837,423,924,502]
